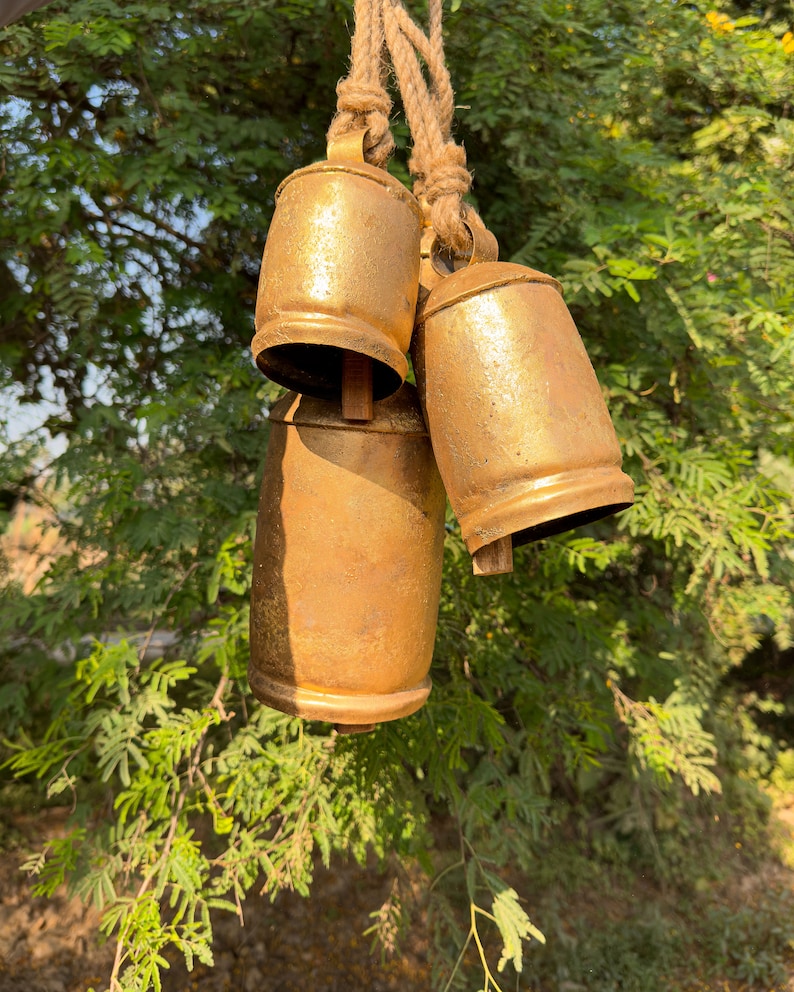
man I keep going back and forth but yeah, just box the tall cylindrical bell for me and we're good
[249,384,446,727]
[251,134,422,402]
[412,261,634,560]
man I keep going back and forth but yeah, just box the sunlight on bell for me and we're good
[249,385,446,731]
[413,261,634,566]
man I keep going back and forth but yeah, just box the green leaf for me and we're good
[492,886,546,975]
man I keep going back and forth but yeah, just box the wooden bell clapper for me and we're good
[472,537,514,576]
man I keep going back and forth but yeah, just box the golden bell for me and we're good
[248,383,446,730]
[251,131,422,402]
[413,261,634,570]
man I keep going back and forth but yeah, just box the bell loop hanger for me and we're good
[429,206,498,277]
[327,127,369,164]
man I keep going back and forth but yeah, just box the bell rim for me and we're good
[247,668,432,724]
[252,314,410,402]
[266,384,431,437]
[418,261,564,324]
[275,159,422,219]
[459,465,635,554]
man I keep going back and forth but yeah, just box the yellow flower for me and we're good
[783,31,794,54]
[706,10,735,33]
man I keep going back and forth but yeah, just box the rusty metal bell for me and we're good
[413,259,634,573]
[248,384,446,730]
[251,131,422,402]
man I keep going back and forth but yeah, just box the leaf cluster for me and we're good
[1,1,793,990]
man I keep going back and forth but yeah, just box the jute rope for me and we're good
[326,0,474,252]
[382,0,472,253]
[326,0,395,168]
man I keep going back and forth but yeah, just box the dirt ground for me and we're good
[158,861,431,992]
[0,810,430,992]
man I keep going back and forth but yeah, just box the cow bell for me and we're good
[413,260,634,573]
[248,384,446,730]
[251,131,422,403]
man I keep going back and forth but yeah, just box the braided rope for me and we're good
[327,0,394,168]
[382,0,472,252]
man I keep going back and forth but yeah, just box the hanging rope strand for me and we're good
[426,0,455,130]
[327,0,394,167]
[382,0,472,252]
[387,1,447,126]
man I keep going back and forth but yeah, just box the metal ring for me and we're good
[429,213,499,276]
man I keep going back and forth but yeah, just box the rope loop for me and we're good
[381,0,473,253]
[327,0,395,168]
[325,0,476,251]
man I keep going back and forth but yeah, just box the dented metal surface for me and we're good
[252,134,422,402]
[413,260,635,556]
[248,384,446,727]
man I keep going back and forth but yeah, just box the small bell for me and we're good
[413,259,634,573]
[249,384,446,730]
[251,131,422,404]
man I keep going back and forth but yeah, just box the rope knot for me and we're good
[381,0,475,253]
[335,78,392,118]
[410,144,472,253]
[417,145,471,203]
[332,76,396,166]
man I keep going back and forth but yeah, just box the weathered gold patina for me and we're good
[251,133,422,402]
[413,261,634,559]
[248,384,446,728]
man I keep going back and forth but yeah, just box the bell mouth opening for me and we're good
[256,344,404,401]
[511,501,635,548]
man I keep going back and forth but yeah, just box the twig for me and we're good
[137,561,200,667]
[108,672,230,989]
